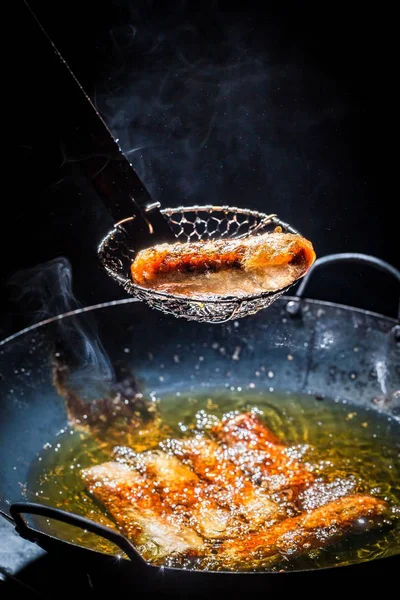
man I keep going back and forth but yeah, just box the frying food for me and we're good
[212,412,315,495]
[218,494,389,567]
[158,437,282,527]
[113,445,281,538]
[212,412,358,513]
[81,461,203,557]
[81,411,393,569]
[130,231,316,297]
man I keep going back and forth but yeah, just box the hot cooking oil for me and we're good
[27,390,400,571]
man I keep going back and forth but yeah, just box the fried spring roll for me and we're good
[81,461,203,557]
[213,412,284,448]
[218,494,390,565]
[130,232,316,297]
[161,437,283,527]
[212,412,315,494]
[113,446,239,539]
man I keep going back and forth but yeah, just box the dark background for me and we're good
[5,1,398,340]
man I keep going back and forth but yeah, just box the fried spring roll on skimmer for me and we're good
[130,232,316,297]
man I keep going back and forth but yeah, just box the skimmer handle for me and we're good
[24,1,175,246]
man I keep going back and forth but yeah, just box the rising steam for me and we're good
[8,257,113,381]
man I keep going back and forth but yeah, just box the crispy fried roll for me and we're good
[130,232,316,297]
[161,436,283,527]
[212,412,315,494]
[81,461,203,556]
[218,494,390,565]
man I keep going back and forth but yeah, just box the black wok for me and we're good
[0,253,399,596]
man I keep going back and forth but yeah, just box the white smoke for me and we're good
[8,257,113,381]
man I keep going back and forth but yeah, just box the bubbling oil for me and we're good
[28,390,400,571]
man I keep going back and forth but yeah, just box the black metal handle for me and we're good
[10,502,147,567]
[23,1,174,246]
[286,253,400,320]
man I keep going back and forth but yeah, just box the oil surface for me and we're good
[28,390,400,571]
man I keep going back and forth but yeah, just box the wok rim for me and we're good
[0,295,398,349]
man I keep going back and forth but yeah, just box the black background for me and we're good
[5,1,398,339]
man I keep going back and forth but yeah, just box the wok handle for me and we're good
[10,502,147,567]
[287,253,400,320]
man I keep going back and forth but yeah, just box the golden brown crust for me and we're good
[130,232,316,297]
[212,412,284,448]
[81,461,204,555]
[161,437,283,527]
[218,494,389,562]
[113,447,247,539]
[212,412,315,494]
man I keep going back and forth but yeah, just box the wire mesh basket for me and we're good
[98,205,300,324]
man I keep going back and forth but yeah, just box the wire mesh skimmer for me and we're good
[98,205,302,324]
